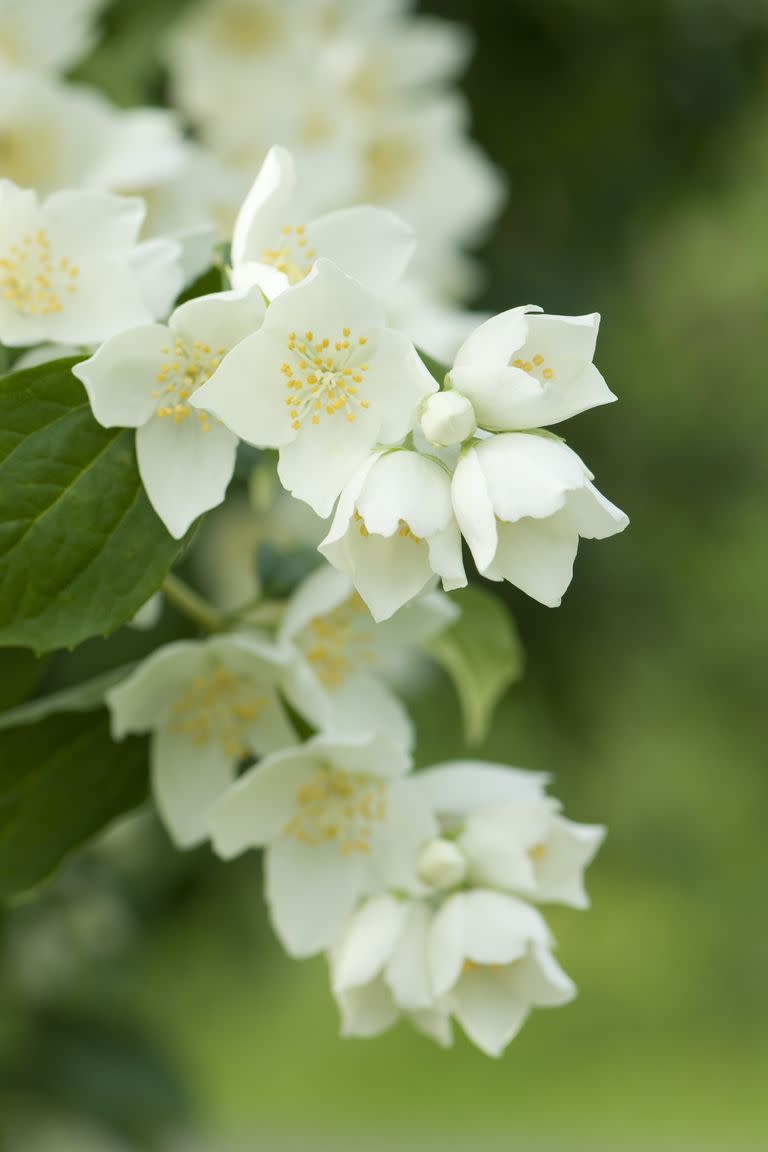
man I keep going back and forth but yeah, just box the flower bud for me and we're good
[418,838,467,890]
[420,390,476,447]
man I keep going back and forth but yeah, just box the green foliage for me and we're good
[428,585,524,744]
[0,707,148,897]
[0,648,46,711]
[256,540,323,600]
[0,358,186,654]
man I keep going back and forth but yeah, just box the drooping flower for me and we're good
[416,761,605,908]
[230,145,414,300]
[107,634,295,849]
[0,181,182,346]
[0,0,107,75]
[320,448,466,621]
[208,732,437,956]
[451,433,628,607]
[192,259,437,517]
[447,305,616,431]
[73,286,266,538]
[278,563,458,748]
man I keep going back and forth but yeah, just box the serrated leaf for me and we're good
[0,665,134,732]
[0,358,186,653]
[428,585,525,745]
[0,708,148,897]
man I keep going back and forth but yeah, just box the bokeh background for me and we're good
[2,1,768,1148]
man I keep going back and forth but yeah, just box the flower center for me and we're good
[153,337,226,430]
[511,352,555,382]
[282,328,371,431]
[302,593,375,690]
[0,228,78,317]
[283,768,387,856]
[169,666,267,759]
[262,224,316,285]
[353,511,422,544]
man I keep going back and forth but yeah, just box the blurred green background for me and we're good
[3,0,768,1148]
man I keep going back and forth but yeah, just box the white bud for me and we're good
[420,390,476,447]
[417,838,467,890]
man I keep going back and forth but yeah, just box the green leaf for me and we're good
[428,585,525,745]
[256,540,323,600]
[0,358,186,653]
[0,708,148,897]
[0,648,47,711]
[175,262,226,306]
[0,665,134,732]
[417,348,450,386]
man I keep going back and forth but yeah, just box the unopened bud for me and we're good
[420,391,476,447]
[417,838,467,890]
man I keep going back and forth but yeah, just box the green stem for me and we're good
[162,573,224,633]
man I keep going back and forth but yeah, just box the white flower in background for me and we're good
[452,433,628,607]
[278,563,458,748]
[230,145,414,300]
[209,732,438,956]
[331,889,575,1057]
[320,448,466,621]
[74,287,265,539]
[0,181,182,346]
[417,761,605,908]
[0,0,107,74]
[448,305,616,431]
[193,259,437,517]
[386,276,490,365]
[331,894,452,1045]
[107,635,294,848]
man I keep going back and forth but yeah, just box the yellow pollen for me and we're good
[0,228,79,317]
[282,325,372,430]
[397,519,422,544]
[262,222,317,284]
[169,666,268,758]
[512,352,555,382]
[153,335,224,429]
[283,765,387,853]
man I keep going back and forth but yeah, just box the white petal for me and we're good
[41,188,144,250]
[152,724,234,848]
[262,258,384,344]
[279,565,353,642]
[460,890,551,966]
[532,818,606,908]
[307,205,414,298]
[428,523,467,591]
[369,777,440,894]
[72,325,169,429]
[306,731,411,781]
[277,402,379,518]
[266,837,367,957]
[417,762,548,817]
[332,894,408,992]
[362,328,438,444]
[475,433,589,524]
[170,286,266,351]
[508,944,577,1007]
[231,145,297,270]
[107,642,209,736]
[452,967,529,1057]
[486,512,579,607]
[453,305,537,368]
[565,480,629,539]
[335,978,400,1038]
[385,900,434,1010]
[451,448,498,573]
[356,450,453,539]
[136,415,238,539]
[325,524,436,622]
[129,237,184,321]
[322,672,414,751]
[208,748,316,859]
[428,891,466,997]
[458,800,555,893]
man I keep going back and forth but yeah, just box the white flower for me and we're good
[278,563,458,748]
[448,305,616,431]
[452,434,628,607]
[209,732,438,956]
[107,635,295,849]
[0,181,182,347]
[331,889,575,1057]
[73,287,266,539]
[192,259,437,517]
[418,761,605,908]
[0,0,107,75]
[420,390,476,447]
[230,145,414,300]
[320,448,466,621]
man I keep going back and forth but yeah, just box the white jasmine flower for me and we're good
[420,390,476,447]
[330,888,575,1057]
[73,287,266,538]
[0,181,182,347]
[429,890,576,1057]
[451,434,628,607]
[418,761,605,908]
[231,145,414,300]
[0,0,107,75]
[279,563,458,748]
[448,305,616,431]
[193,259,437,517]
[107,635,295,849]
[331,894,452,1045]
[320,448,466,622]
[209,732,438,956]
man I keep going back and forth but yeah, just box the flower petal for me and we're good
[307,205,414,298]
[73,324,169,429]
[277,401,380,518]
[107,642,209,736]
[453,305,537,368]
[152,723,234,848]
[266,836,367,957]
[207,748,317,859]
[451,447,497,573]
[356,450,453,539]
[332,894,408,992]
[262,258,385,342]
[566,480,629,539]
[363,328,438,444]
[385,899,434,1010]
[170,285,266,351]
[335,977,400,1038]
[532,817,606,908]
[231,145,297,270]
[452,967,529,1057]
[485,511,580,607]
[475,433,589,524]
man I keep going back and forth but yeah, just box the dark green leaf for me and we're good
[0,648,46,711]
[0,358,185,653]
[175,262,226,306]
[0,708,148,897]
[0,666,134,732]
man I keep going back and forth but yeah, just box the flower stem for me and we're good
[162,573,224,633]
